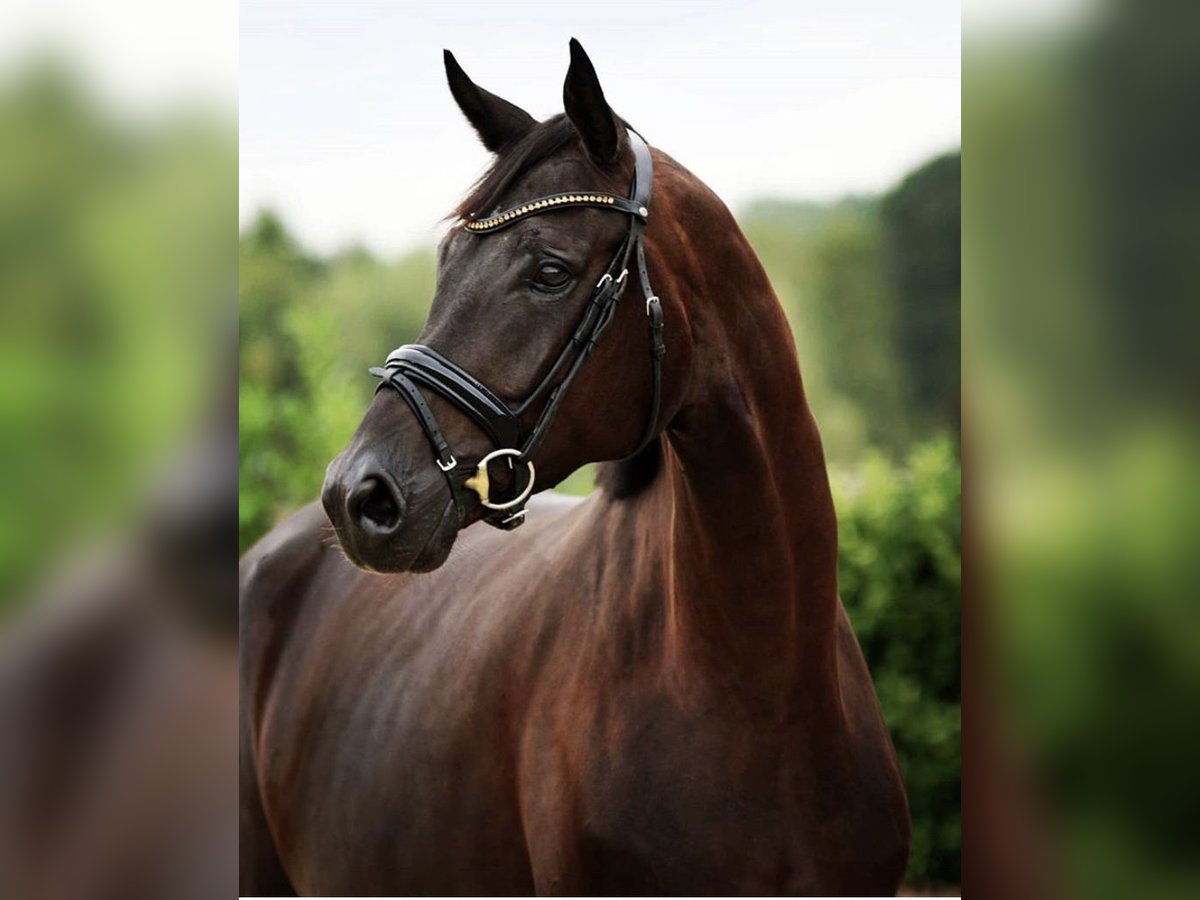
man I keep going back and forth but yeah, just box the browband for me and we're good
[464,193,648,233]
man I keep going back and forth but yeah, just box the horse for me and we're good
[240,40,910,896]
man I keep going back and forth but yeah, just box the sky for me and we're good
[1,2,984,258]
[241,1,960,256]
[1,0,238,115]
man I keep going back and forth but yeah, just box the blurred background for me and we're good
[0,1,236,613]
[7,1,1195,898]
[239,1,962,892]
[964,2,1200,898]
[0,1,237,897]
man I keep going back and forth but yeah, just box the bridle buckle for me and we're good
[495,509,526,530]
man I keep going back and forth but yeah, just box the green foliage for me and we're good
[834,438,961,885]
[743,197,903,459]
[742,167,963,461]
[993,431,1200,900]
[882,153,961,439]
[238,213,435,550]
[1,60,234,608]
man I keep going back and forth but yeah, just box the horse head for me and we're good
[322,40,692,572]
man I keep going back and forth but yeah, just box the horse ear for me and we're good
[563,38,620,165]
[444,49,536,153]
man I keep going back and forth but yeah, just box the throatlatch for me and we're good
[370,128,664,530]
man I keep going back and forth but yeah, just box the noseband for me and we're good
[370,129,664,530]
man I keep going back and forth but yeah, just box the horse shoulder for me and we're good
[240,502,352,737]
[240,502,350,895]
[241,502,334,600]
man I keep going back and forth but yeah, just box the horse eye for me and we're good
[534,261,572,289]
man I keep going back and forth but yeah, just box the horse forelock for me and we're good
[452,114,635,223]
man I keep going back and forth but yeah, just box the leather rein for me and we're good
[369,129,664,530]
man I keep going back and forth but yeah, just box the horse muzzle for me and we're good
[321,448,459,573]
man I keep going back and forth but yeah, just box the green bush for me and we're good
[238,213,435,551]
[833,437,961,886]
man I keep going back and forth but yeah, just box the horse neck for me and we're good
[650,185,841,714]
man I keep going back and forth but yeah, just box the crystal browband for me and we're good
[463,192,648,233]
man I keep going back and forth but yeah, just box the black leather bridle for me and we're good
[369,129,664,530]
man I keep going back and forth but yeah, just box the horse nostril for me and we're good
[348,475,403,533]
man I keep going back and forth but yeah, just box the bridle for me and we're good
[369,129,664,530]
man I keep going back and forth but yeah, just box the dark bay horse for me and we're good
[241,40,909,896]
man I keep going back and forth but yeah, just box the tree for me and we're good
[881,153,961,441]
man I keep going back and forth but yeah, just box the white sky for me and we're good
[1,2,959,257]
[3,2,969,257]
[1,0,238,116]
[241,1,960,256]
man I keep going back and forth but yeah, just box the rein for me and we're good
[370,129,664,530]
